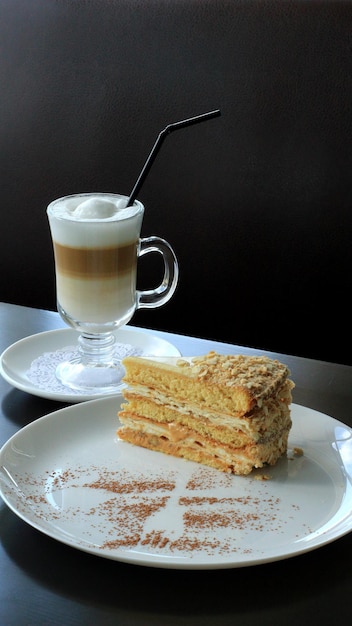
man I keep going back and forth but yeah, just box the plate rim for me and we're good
[1,398,351,570]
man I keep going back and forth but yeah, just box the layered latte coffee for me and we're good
[47,193,144,329]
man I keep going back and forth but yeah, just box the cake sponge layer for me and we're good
[117,352,294,475]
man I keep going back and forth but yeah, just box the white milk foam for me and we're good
[71,197,125,219]
[48,194,144,247]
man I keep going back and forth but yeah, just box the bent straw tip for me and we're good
[127,109,222,205]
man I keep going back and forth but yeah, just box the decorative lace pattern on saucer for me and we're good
[27,344,143,396]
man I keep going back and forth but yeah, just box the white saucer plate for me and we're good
[0,399,351,569]
[0,327,180,403]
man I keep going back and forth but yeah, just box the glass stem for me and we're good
[78,333,116,367]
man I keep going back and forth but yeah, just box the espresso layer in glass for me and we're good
[53,241,137,278]
[53,241,138,323]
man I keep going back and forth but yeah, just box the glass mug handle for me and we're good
[137,236,179,309]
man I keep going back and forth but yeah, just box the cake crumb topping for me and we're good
[178,352,291,399]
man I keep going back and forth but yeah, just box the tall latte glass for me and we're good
[47,193,178,393]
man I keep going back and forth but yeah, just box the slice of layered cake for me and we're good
[117,352,294,475]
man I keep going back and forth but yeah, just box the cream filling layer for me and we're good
[123,384,292,438]
[119,414,290,467]
[119,415,253,466]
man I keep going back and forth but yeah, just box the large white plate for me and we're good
[0,327,180,403]
[0,399,351,569]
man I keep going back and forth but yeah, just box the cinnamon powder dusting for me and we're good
[12,457,307,560]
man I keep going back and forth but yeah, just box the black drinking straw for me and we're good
[126,109,221,207]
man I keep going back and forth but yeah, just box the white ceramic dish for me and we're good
[0,328,180,403]
[1,398,351,569]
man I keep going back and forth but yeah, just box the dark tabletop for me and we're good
[1,302,351,626]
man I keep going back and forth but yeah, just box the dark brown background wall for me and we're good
[1,0,351,364]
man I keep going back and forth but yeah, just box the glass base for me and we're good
[55,359,125,394]
[55,331,126,393]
